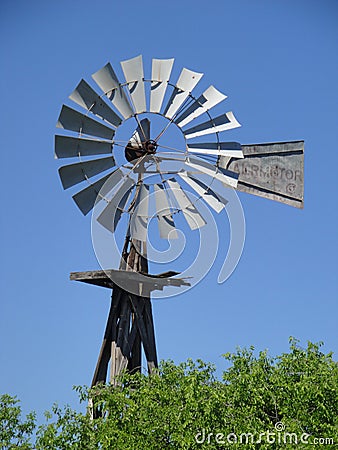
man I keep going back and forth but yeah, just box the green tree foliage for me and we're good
[0,395,36,449]
[1,339,337,449]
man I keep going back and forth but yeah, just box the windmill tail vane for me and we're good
[55,55,304,388]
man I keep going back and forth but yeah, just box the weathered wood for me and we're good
[110,342,118,385]
[110,344,127,383]
[110,290,122,342]
[91,289,122,386]
[144,299,158,368]
[116,295,130,350]
[92,338,110,385]
[91,287,160,384]
[127,294,158,373]
[70,269,190,293]
[121,302,145,357]
[128,326,141,373]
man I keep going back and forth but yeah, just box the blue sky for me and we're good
[1,0,337,418]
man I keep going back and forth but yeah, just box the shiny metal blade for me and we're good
[178,172,227,213]
[130,183,149,241]
[72,171,119,215]
[187,142,243,158]
[175,86,226,127]
[54,135,112,159]
[121,55,146,114]
[166,178,206,230]
[150,58,174,113]
[56,105,115,139]
[129,118,150,148]
[154,184,178,239]
[138,118,150,141]
[97,177,134,232]
[149,153,186,163]
[58,156,116,189]
[163,68,203,119]
[69,79,122,127]
[92,63,133,119]
[184,112,241,139]
[185,158,238,188]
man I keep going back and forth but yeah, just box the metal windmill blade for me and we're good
[120,55,147,114]
[174,85,227,127]
[92,63,133,119]
[163,67,204,119]
[153,183,178,239]
[150,58,174,113]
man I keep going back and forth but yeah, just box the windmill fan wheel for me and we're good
[55,55,244,242]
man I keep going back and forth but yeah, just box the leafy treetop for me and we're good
[1,339,337,449]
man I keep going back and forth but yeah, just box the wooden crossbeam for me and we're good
[70,269,190,292]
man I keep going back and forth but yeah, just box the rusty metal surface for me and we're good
[219,141,304,208]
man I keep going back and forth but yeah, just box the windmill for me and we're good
[55,55,304,386]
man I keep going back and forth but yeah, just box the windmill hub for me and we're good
[144,139,157,154]
[124,135,158,162]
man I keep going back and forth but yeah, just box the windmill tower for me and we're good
[55,55,304,386]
